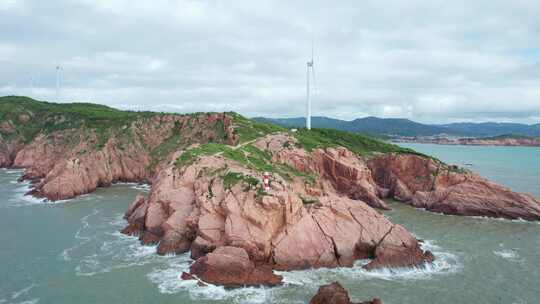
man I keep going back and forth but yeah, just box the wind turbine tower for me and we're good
[56,65,62,102]
[306,43,315,130]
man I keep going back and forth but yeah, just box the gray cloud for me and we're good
[1,0,540,123]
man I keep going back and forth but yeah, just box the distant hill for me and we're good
[438,122,540,137]
[255,116,540,137]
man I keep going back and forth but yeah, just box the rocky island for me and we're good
[2,96,540,290]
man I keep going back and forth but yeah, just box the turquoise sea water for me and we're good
[1,144,539,304]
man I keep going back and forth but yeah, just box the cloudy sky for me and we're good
[1,0,540,123]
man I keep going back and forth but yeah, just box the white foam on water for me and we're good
[0,283,39,304]
[60,211,166,277]
[279,238,460,286]
[108,213,127,228]
[15,300,39,304]
[1,169,24,174]
[7,182,45,207]
[1,170,85,208]
[10,284,35,300]
[110,182,151,192]
[61,208,100,262]
[143,238,460,303]
[493,249,522,262]
[130,183,151,192]
[146,256,278,304]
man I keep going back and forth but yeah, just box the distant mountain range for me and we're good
[254,116,540,137]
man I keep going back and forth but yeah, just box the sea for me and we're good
[1,143,539,304]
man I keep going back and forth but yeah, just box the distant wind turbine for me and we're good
[56,65,63,102]
[306,41,316,130]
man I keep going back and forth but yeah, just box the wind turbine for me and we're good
[306,42,315,130]
[56,65,62,102]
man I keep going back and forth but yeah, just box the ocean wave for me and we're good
[4,180,74,207]
[493,248,522,262]
[61,208,100,262]
[278,238,460,286]
[0,168,24,174]
[60,211,165,277]
[144,238,460,303]
[6,182,46,207]
[112,182,151,192]
[0,283,39,304]
[130,184,151,192]
[74,238,160,277]
[10,284,35,300]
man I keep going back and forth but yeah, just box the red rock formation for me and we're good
[187,246,282,287]
[3,113,236,200]
[122,140,433,285]
[368,154,540,220]
[0,139,23,167]
[310,282,382,304]
[255,134,389,210]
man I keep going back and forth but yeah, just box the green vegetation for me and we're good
[149,125,182,167]
[174,142,317,186]
[299,195,318,205]
[174,143,228,168]
[229,112,285,143]
[0,96,154,143]
[222,172,260,190]
[292,128,428,157]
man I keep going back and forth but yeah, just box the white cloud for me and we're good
[1,0,540,123]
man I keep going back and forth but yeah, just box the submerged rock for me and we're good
[310,282,382,304]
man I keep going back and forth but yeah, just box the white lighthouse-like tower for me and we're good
[306,43,315,130]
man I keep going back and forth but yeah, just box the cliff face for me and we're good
[1,101,238,200]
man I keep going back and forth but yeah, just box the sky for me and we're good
[1,0,540,124]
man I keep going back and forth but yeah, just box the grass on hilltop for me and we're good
[0,96,154,143]
[174,142,317,185]
[292,128,428,157]
[229,112,285,143]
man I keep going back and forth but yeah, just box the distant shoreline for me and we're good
[392,136,540,147]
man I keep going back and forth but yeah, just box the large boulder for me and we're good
[188,246,282,287]
[310,282,382,304]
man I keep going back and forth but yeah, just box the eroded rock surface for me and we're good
[310,282,382,304]
[255,134,389,210]
[368,154,540,220]
[122,136,433,286]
